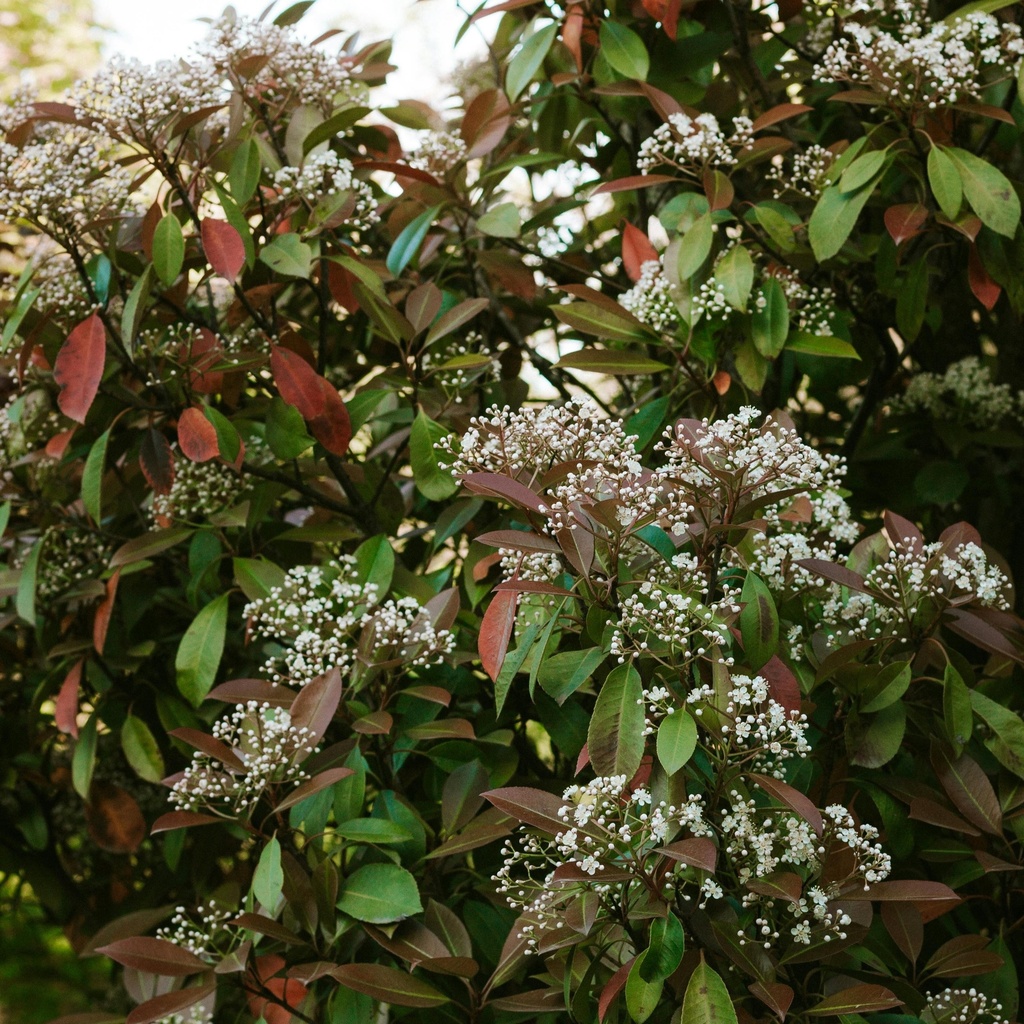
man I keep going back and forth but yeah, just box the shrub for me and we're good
[1,1,1023,1022]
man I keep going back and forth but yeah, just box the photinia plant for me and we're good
[1,0,1024,1022]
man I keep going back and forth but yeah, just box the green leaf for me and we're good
[751,277,789,358]
[386,205,442,277]
[944,146,1021,238]
[928,146,963,220]
[233,557,286,602]
[588,662,645,778]
[335,819,413,844]
[656,710,698,775]
[626,951,664,1023]
[554,349,670,374]
[121,714,165,783]
[410,411,458,501]
[553,302,655,344]
[337,863,422,923]
[478,202,522,238]
[640,914,685,982]
[895,258,929,342]
[81,428,111,525]
[354,535,395,596]
[785,333,860,359]
[175,593,229,707]
[274,1,316,27]
[260,233,313,278]
[677,213,714,280]
[538,648,606,704]
[860,662,912,713]
[682,958,738,1024]
[201,406,241,463]
[252,836,284,911]
[121,267,153,355]
[0,501,10,538]
[72,714,98,800]
[229,139,261,204]
[971,690,1024,779]
[847,702,907,768]
[494,624,541,717]
[716,245,754,310]
[266,396,315,459]
[943,662,973,755]
[303,106,372,155]
[15,537,42,624]
[808,179,878,262]
[506,23,557,101]
[599,21,650,81]
[740,571,778,671]
[840,149,888,193]
[752,204,796,253]
[152,213,185,286]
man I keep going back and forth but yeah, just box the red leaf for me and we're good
[54,313,106,423]
[598,959,633,1023]
[270,345,325,420]
[657,837,719,872]
[247,954,309,1024]
[844,880,959,902]
[46,427,76,459]
[751,103,812,132]
[750,981,795,1019]
[881,902,923,964]
[93,568,120,654]
[326,260,360,313]
[622,222,659,282]
[307,378,352,456]
[703,168,735,212]
[289,667,342,746]
[126,983,215,1024]
[482,786,566,833]
[187,327,224,395]
[151,811,222,833]
[593,174,676,195]
[749,772,823,836]
[56,659,83,738]
[807,984,901,1015]
[461,472,546,513]
[479,588,518,681]
[141,428,175,494]
[562,5,584,70]
[884,203,928,246]
[201,218,245,280]
[968,244,1001,311]
[86,780,147,853]
[169,727,247,772]
[178,407,220,463]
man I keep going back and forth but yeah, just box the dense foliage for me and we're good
[2,0,1024,1022]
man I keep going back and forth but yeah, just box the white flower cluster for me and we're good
[816,0,1024,110]
[150,453,243,526]
[821,538,1010,645]
[155,1010,214,1024]
[769,144,836,200]
[0,390,61,479]
[68,54,223,141]
[637,112,753,173]
[273,150,378,232]
[243,561,452,686]
[493,775,710,948]
[16,525,110,601]
[619,258,679,333]
[774,271,837,338]
[421,330,502,399]
[31,249,94,326]
[890,357,1024,431]
[408,129,468,176]
[922,988,1009,1024]
[722,797,890,947]
[718,674,811,777]
[197,14,366,111]
[169,701,317,816]
[157,900,241,963]
[499,548,563,584]
[0,122,137,233]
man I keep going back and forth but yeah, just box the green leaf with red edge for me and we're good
[480,588,518,681]
[329,964,448,1008]
[587,662,645,778]
[270,345,325,420]
[201,218,245,279]
[806,984,901,1015]
[97,936,208,976]
[177,407,220,463]
[55,313,106,423]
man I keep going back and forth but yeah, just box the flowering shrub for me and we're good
[1,0,1024,1022]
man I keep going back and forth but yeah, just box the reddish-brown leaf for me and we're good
[461,89,512,158]
[270,345,326,420]
[99,936,209,976]
[704,168,735,211]
[274,766,354,813]
[55,659,83,738]
[150,811,222,833]
[925,935,1004,978]
[461,471,546,513]
[140,428,175,494]
[187,327,224,395]
[881,902,923,964]
[326,260,360,312]
[46,427,76,459]
[126,983,215,1024]
[328,963,447,1009]
[307,379,352,456]
[751,103,812,132]
[749,772,824,836]
[598,959,633,1023]
[621,222,659,282]
[479,588,518,681]
[178,407,220,463]
[93,569,121,654]
[54,313,106,423]
[844,880,959,902]
[749,981,795,1020]
[201,218,245,280]
[884,203,928,246]
[86,780,147,853]
[593,174,676,195]
[807,984,901,1015]
[170,727,246,772]
[656,837,719,872]
[290,667,342,746]
[968,244,1001,311]
[482,786,566,833]
[562,5,584,70]
[247,954,310,1024]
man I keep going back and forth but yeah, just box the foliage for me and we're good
[1,0,1024,1022]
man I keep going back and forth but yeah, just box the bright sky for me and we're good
[92,0,488,102]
